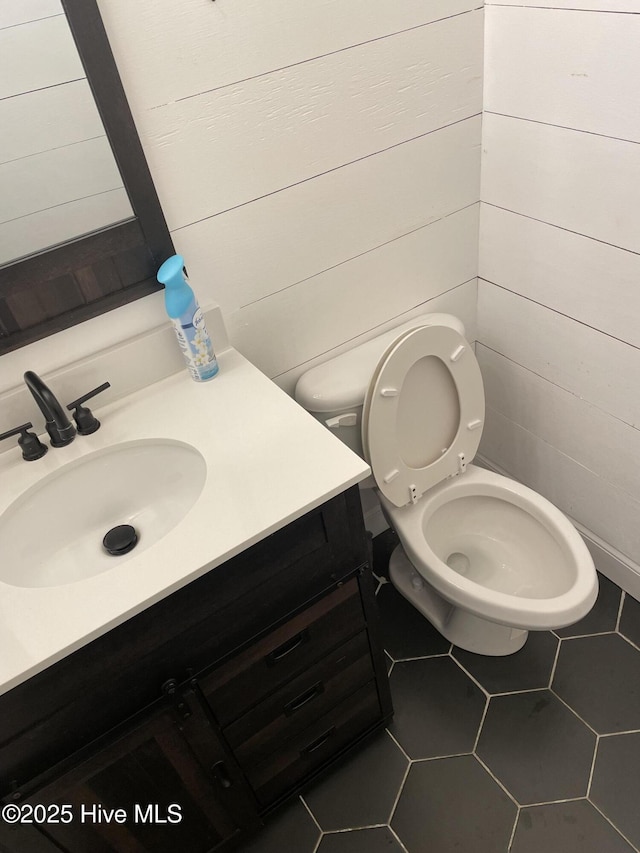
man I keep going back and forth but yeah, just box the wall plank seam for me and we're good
[169,6,485,104]
[485,402,640,498]
[171,113,483,234]
[485,4,640,11]
[242,202,480,310]
[273,277,478,380]
[480,202,640,258]
[479,339,640,432]
[484,110,640,147]
[478,277,640,354]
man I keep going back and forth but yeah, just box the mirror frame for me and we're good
[0,0,174,354]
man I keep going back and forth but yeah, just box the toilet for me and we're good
[295,314,598,656]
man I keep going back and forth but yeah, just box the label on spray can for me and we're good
[171,301,219,381]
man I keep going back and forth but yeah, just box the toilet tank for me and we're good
[294,313,465,462]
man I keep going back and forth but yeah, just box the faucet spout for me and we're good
[24,371,76,447]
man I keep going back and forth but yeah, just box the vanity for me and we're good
[0,337,392,852]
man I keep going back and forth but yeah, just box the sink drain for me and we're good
[103,524,138,556]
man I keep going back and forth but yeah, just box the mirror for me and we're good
[0,0,173,354]
[0,1,134,265]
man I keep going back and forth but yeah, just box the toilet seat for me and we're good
[362,324,485,508]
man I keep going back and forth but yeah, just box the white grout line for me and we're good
[387,758,413,826]
[387,823,411,853]
[586,737,600,797]
[473,694,491,752]
[617,629,640,654]
[522,795,590,809]
[299,795,325,853]
[616,591,626,632]
[599,728,640,738]
[448,650,491,699]
[549,688,600,737]
[490,685,553,698]
[555,630,617,641]
[384,727,412,762]
[410,750,474,763]
[385,651,395,676]
[473,753,521,808]
[506,807,521,852]
[588,799,640,853]
[548,635,562,686]
[390,651,451,663]
[321,825,388,834]
[300,794,324,833]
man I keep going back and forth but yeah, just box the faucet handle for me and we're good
[0,422,48,461]
[66,382,111,435]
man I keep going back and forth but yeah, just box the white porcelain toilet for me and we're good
[295,314,598,656]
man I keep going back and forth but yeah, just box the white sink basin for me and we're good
[0,439,206,588]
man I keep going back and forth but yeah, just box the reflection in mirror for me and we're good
[0,1,133,264]
[0,0,173,355]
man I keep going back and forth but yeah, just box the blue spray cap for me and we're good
[157,254,194,319]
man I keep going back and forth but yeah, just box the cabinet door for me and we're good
[7,692,258,853]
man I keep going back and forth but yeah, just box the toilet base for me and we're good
[388,545,528,656]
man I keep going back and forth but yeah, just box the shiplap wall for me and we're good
[0,1,131,265]
[479,2,640,570]
[93,0,483,391]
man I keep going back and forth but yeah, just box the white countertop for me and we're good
[0,348,370,696]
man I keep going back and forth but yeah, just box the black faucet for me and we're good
[24,371,76,447]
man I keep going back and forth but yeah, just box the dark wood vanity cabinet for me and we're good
[7,693,259,853]
[0,487,392,852]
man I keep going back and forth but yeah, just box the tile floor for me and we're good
[238,530,640,853]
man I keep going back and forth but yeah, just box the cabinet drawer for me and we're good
[203,578,364,726]
[247,681,382,806]
[226,631,374,768]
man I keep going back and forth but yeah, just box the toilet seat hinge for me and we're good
[457,452,466,474]
[408,484,419,505]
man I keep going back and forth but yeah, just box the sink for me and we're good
[0,440,207,588]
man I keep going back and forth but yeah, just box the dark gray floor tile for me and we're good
[619,593,640,648]
[553,634,640,733]
[476,690,596,805]
[453,630,558,694]
[303,731,408,831]
[237,797,319,853]
[511,799,634,853]
[590,732,640,850]
[389,657,486,759]
[372,530,398,581]
[391,755,516,853]
[317,827,404,853]
[555,573,621,637]
[376,581,450,660]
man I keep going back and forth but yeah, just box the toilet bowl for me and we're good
[295,314,598,656]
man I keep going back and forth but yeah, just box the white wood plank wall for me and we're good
[479,2,640,568]
[0,5,131,264]
[97,0,483,382]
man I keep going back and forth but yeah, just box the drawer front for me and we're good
[203,579,365,726]
[247,681,382,806]
[226,631,374,768]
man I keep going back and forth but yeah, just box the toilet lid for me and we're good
[362,324,485,507]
